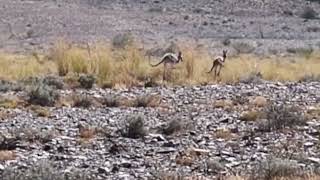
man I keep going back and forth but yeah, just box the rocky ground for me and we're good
[0,80,319,179]
[0,0,320,55]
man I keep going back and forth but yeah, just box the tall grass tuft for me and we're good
[1,39,320,87]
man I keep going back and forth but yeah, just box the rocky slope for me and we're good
[0,0,319,55]
[0,81,319,179]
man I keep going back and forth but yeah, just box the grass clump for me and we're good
[72,95,93,108]
[0,80,23,92]
[258,103,305,132]
[240,110,260,121]
[1,160,91,180]
[42,75,65,89]
[78,74,96,89]
[132,95,160,108]
[298,74,320,82]
[162,119,182,135]
[250,157,301,180]
[102,95,120,107]
[112,33,134,49]
[28,82,59,106]
[301,7,318,19]
[122,115,147,139]
[1,40,320,86]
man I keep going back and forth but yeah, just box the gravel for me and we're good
[0,81,319,179]
[0,0,319,55]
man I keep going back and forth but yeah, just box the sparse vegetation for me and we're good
[0,150,16,161]
[78,124,96,139]
[28,82,59,106]
[122,115,147,139]
[102,95,121,107]
[1,160,91,180]
[240,110,260,121]
[162,119,182,135]
[42,75,65,89]
[30,105,51,117]
[0,41,320,86]
[0,80,23,92]
[112,33,134,49]
[258,103,306,132]
[301,7,318,19]
[250,157,302,180]
[78,74,96,89]
[232,41,256,54]
[132,95,160,108]
[72,95,93,108]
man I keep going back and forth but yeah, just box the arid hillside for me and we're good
[0,0,320,55]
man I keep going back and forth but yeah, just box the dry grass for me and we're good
[0,150,16,161]
[213,128,234,140]
[240,110,261,121]
[29,105,51,117]
[1,40,320,87]
[79,126,96,140]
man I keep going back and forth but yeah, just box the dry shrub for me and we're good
[214,128,234,140]
[122,115,147,139]
[250,157,302,180]
[1,159,91,180]
[0,150,16,161]
[162,119,182,135]
[301,7,318,19]
[131,95,160,108]
[102,95,121,107]
[78,74,96,89]
[250,96,268,107]
[0,80,23,92]
[258,103,306,132]
[0,98,18,109]
[240,110,261,121]
[72,95,93,108]
[30,105,50,117]
[78,125,96,139]
[214,99,234,109]
[28,82,59,107]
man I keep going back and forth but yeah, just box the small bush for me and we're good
[250,157,301,180]
[30,105,51,117]
[102,95,120,107]
[42,75,64,89]
[0,80,23,92]
[258,104,305,132]
[78,124,96,139]
[240,110,260,121]
[122,115,147,139]
[0,135,18,150]
[1,159,91,180]
[132,95,160,108]
[239,72,263,84]
[301,7,318,19]
[73,95,93,108]
[299,74,320,82]
[232,41,256,54]
[78,74,96,89]
[162,119,182,135]
[28,82,59,106]
[112,33,134,49]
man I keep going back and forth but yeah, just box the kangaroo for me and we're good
[150,51,183,81]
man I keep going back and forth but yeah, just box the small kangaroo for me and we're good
[150,51,183,67]
[207,50,227,77]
